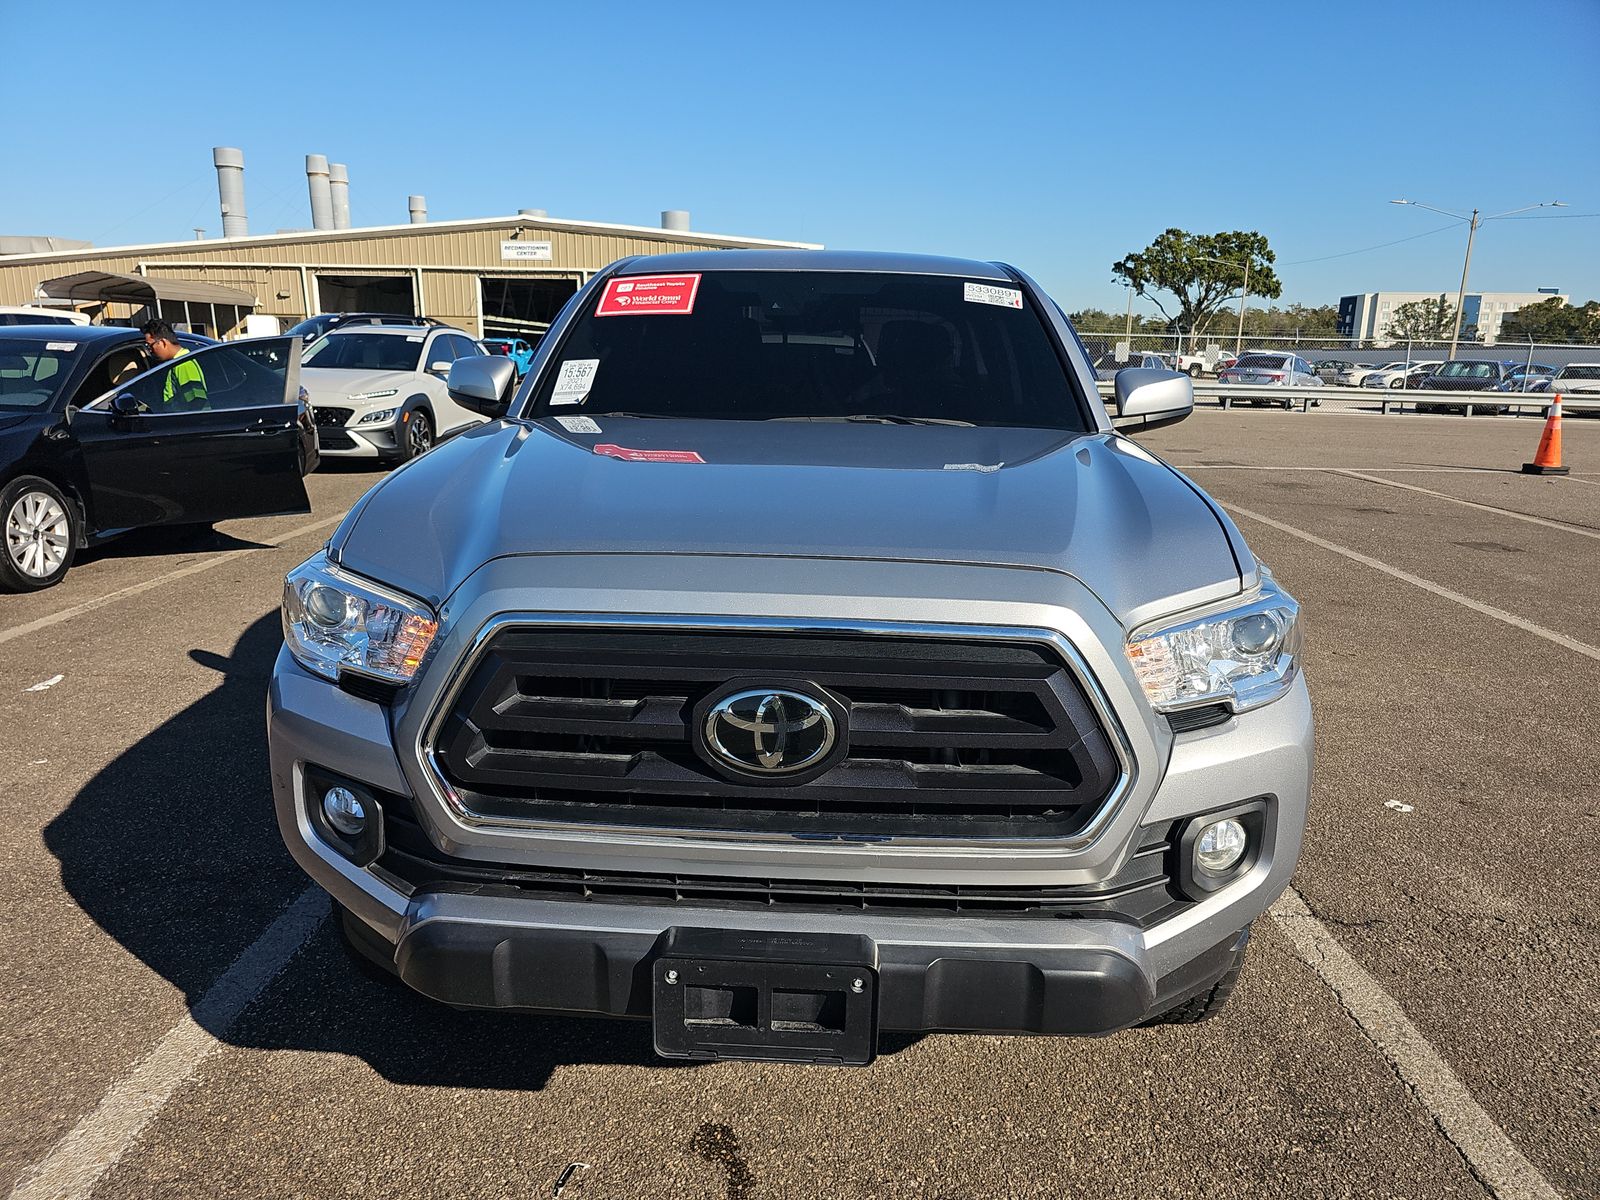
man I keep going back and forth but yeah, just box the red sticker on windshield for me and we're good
[596,273,701,316]
[593,443,706,464]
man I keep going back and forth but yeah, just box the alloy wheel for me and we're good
[408,413,434,458]
[5,490,70,579]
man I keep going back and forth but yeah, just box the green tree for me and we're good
[1112,229,1283,337]
[1500,298,1600,343]
[1386,296,1455,341]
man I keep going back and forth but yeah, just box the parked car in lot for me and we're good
[481,335,536,378]
[1505,363,1556,393]
[0,326,314,591]
[1217,351,1322,407]
[1550,362,1600,402]
[1335,360,1401,387]
[1312,358,1355,383]
[271,249,1311,1064]
[299,324,493,464]
[1360,361,1442,389]
[1093,350,1168,381]
[1413,360,1523,413]
[0,306,90,327]
[286,312,448,343]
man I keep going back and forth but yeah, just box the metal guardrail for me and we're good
[1093,379,1600,417]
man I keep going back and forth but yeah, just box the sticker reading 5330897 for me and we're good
[963,281,1023,309]
[596,273,701,316]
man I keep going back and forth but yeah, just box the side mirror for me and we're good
[110,391,146,418]
[1111,368,1193,432]
[428,360,453,375]
[447,355,516,418]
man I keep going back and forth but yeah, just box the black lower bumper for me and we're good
[370,906,1250,1039]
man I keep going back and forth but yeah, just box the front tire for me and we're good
[390,409,434,465]
[1143,959,1244,1025]
[1187,363,1203,378]
[2,476,78,592]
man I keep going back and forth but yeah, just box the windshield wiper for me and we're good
[771,414,976,427]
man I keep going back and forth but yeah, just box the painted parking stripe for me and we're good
[1330,470,1600,539]
[8,887,328,1200]
[1271,889,1561,1200]
[1225,503,1600,664]
[0,515,341,648]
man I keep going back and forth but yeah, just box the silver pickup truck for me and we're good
[269,250,1311,1066]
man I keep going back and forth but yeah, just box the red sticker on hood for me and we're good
[595,273,701,316]
[593,442,706,464]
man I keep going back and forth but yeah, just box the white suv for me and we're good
[300,324,492,464]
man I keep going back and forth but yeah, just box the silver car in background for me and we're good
[1217,351,1322,407]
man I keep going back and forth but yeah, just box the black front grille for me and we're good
[432,629,1122,839]
[376,796,1184,927]
[313,405,353,427]
[317,428,357,450]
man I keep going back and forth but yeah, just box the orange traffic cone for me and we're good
[1522,394,1570,476]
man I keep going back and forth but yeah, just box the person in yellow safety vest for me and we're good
[141,319,208,410]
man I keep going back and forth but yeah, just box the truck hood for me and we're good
[333,418,1246,624]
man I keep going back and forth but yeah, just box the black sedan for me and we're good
[1,325,316,591]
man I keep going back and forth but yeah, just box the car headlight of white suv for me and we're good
[282,552,439,684]
[1125,570,1302,713]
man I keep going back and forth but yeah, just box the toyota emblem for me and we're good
[702,688,837,776]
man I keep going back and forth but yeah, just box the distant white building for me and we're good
[1337,290,1567,345]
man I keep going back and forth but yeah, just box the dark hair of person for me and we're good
[141,319,176,341]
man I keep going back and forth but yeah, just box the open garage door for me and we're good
[315,274,415,316]
[481,276,580,346]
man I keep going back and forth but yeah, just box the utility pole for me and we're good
[1390,198,1566,359]
[1236,256,1250,357]
[1124,284,1134,341]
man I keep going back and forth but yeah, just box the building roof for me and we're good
[0,213,822,268]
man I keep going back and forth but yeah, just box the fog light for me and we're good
[322,785,367,836]
[1196,818,1248,874]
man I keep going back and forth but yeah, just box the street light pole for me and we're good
[1236,256,1250,357]
[1390,198,1565,357]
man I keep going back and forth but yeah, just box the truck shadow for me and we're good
[40,613,684,1091]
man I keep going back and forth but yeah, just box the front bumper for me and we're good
[316,421,400,458]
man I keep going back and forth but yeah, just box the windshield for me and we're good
[1434,361,1498,379]
[302,332,423,372]
[1556,365,1600,380]
[527,270,1088,430]
[1232,354,1289,370]
[0,339,75,411]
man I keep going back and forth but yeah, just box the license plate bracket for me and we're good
[652,928,877,1066]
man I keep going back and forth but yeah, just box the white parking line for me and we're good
[1271,889,1561,1200]
[0,515,341,648]
[8,887,329,1200]
[1225,503,1600,663]
[1330,469,1600,540]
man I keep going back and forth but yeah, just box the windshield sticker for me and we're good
[963,282,1023,310]
[551,358,600,406]
[593,443,706,464]
[405,335,424,342]
[943,462,1004,472]
[596,273,701,317]
[554,414,601,434]
[46,341,78,351]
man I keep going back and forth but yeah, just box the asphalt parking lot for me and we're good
[2,411,1597,1200]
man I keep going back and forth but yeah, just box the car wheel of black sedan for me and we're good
[2,476,78,592]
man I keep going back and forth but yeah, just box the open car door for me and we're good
[71,337,311,533]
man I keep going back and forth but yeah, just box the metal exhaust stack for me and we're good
[306,154,334,231]
[661,210,690,232]
[212,147,248,237]
[408,195,428,224]
[329,163,351,229]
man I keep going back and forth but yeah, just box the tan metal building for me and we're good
[0,214,821,339]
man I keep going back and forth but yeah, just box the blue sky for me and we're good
[3,0,1597,314]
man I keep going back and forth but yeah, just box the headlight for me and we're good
[1125,571,1302,712]
[282,552,439,684]
[348,388,399,402]
[357,407,399,424]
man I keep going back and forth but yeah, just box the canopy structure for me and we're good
[37,271,255,336]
